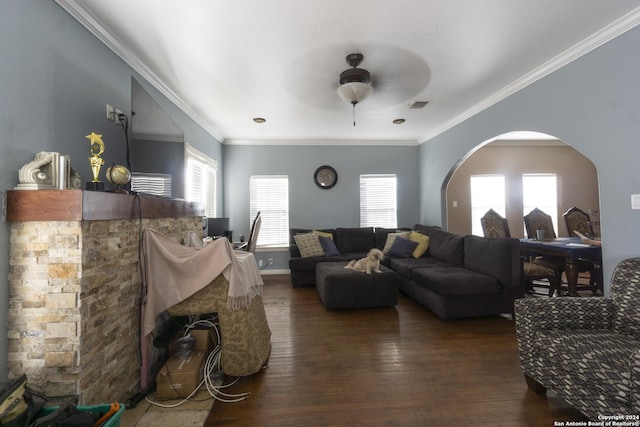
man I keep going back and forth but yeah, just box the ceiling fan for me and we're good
[336,53,374,126]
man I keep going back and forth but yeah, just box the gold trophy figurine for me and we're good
[85,131,106,191]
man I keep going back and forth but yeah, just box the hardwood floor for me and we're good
[205,274,587,426]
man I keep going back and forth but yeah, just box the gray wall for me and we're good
[419,25,640,293]
[223,144,421,270]
[131,139,186,199]
[0,1,222,381]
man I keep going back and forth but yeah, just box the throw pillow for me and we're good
[319,236,340,257]
[313,230,334,240]
[408,231,430,258]
[382,231,410,254]
[387,236,419,258]
[293,232,325,257]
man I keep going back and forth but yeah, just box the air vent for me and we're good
[409,101,429,109]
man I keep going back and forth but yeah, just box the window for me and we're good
[250,175,289,248]
[470,175,506,236]
[523,173,558,233]
[360,174,397,228]
[185,143,217,217]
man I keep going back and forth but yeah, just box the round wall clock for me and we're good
[314,165,338,189]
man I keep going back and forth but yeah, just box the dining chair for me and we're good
[563,206,595,239]
[563,206,602,294]
[245,211,261,254]
[523,207,557,240]
[480,208,511,238]
[522,208,566,288]
[481,209,561,296]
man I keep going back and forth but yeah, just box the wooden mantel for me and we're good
[5,189,205,222]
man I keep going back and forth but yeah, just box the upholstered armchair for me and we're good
[514,257,640,419]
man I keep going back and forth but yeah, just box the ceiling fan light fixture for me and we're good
[336,81,373,105]
[337,53,374,126]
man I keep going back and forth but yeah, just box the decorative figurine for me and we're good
[14,152,80,190]
[86,131,105,191]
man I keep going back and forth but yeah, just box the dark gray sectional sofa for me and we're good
[289,225,524,321]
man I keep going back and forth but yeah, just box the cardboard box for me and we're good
[189,328,217,352]
[155,350,206,399]
[168,327,217,354]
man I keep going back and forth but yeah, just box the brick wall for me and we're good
[8,217,202,404]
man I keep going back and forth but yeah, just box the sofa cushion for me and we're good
[415,226,465,266]
[319,235,340,257]
[412,267,499,296]
[408,231,430,258]
[293,232,325,257]
[387,236,418,258]
[390,257,452,279]
[463,235,520,288]
[335,227,375,254]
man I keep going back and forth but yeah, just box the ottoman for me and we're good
[315,262,399,310]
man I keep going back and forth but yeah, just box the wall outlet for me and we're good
[106,104,115,121]
[258,259,264,267]
[268,258,273,265]
[106,104,123,125]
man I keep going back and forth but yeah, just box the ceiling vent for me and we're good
[409,101,429,109]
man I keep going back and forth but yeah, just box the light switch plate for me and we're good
[632,194,640,210]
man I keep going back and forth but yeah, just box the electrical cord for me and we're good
[116,113,131,176]
[144,317,251,407]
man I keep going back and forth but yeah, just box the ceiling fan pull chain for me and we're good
[352,104,356,126]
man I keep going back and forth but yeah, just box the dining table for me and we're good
[520,236,602,296]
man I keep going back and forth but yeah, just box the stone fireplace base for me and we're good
[6,190,204,404]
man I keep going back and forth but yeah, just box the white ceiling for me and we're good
[56,0,640,145]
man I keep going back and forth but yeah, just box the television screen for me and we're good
[207,217,230,239]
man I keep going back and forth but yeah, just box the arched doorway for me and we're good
[444,131,600,239]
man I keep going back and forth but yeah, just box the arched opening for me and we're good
[444,131,600,239]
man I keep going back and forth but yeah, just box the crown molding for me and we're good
[54,0,225,142]
[55,1,640,147]
[223,139,419,146]
[419,6,640,144]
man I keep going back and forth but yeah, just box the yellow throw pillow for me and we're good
[409,231,430,258]
[313,230,333,240]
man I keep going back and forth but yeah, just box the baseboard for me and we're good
[259,269,290,276]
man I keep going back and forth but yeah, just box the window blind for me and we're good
[250,175,289,248]
[360,174,397,228]
[130,172,172,198]
[185,143,217,217]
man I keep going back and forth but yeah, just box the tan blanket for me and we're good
[141,229,263,336]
